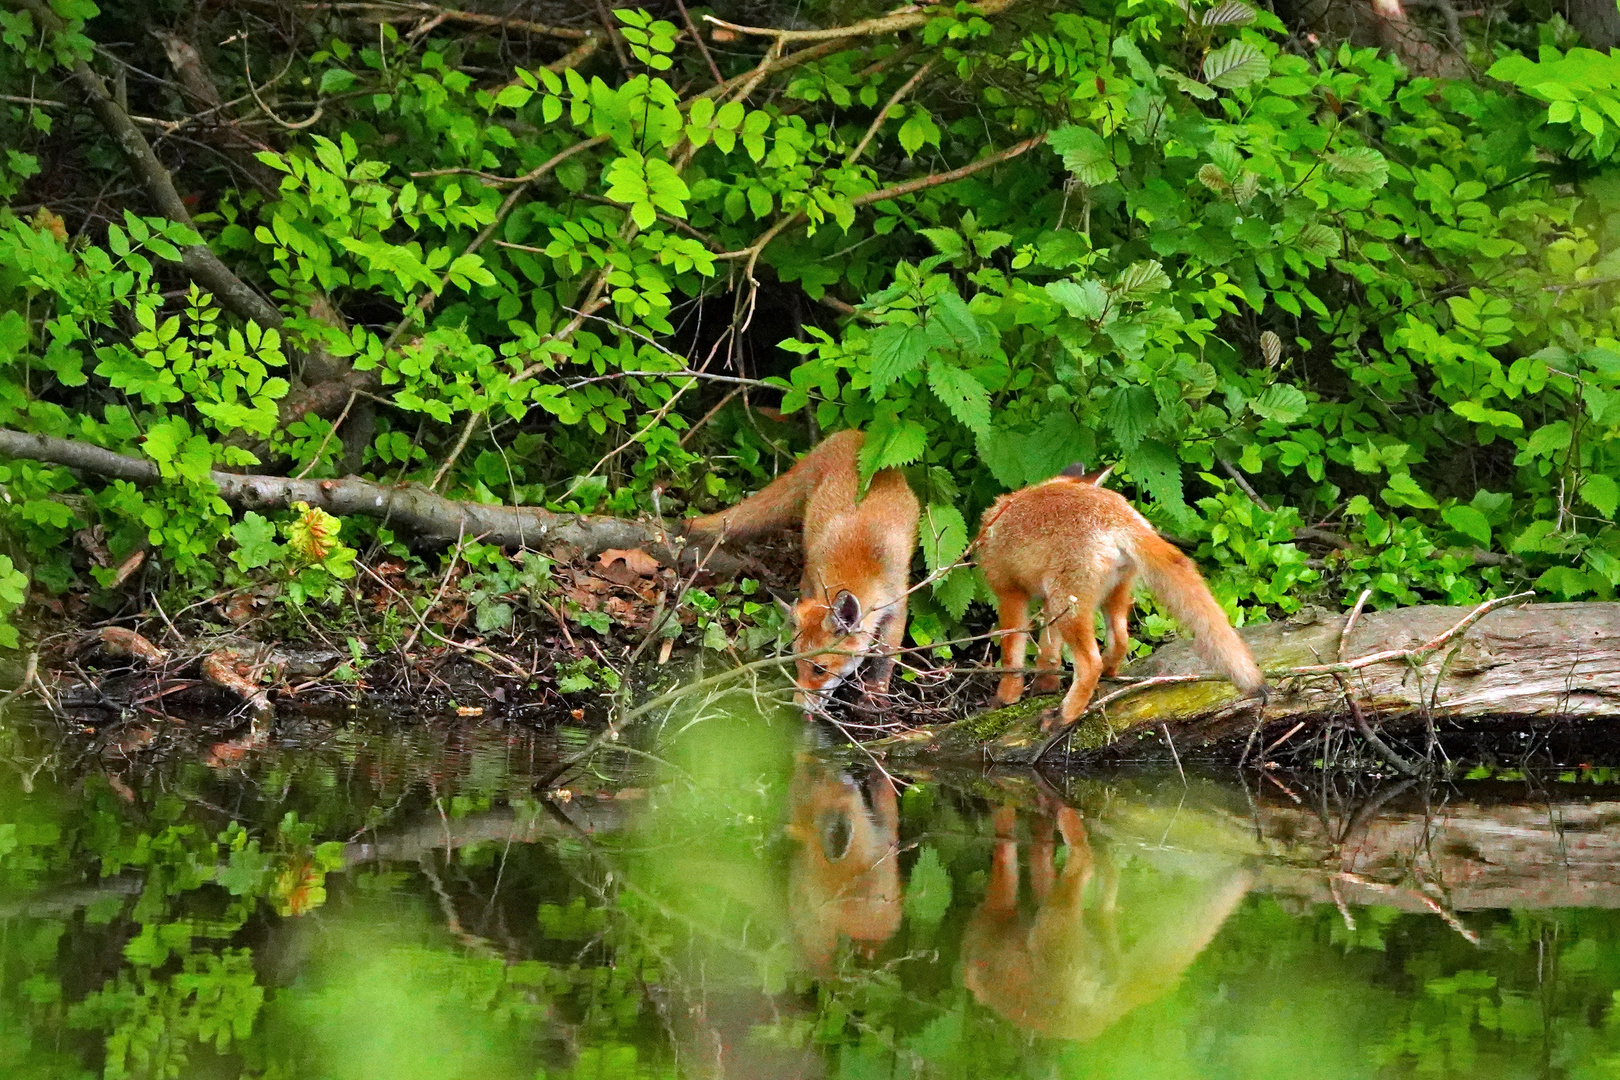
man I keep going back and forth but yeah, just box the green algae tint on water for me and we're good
[5,710,1620,1080]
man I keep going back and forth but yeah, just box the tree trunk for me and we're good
[1566,0,1620,49]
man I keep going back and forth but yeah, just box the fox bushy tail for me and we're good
[1132,532,1265,693]
[683,430,862,543]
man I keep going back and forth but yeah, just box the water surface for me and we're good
[3,709,1620,1079]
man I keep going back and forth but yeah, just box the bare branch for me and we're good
[705,0,1021,43]
[846,58,935,166]
[0,429,750,577]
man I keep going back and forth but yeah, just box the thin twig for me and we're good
[704,0,1020,43]
[1335,672,1420,776]
[845,58,935,165]
[674,0,723,84]
[430,410,483,491]
[292,390,357,480]
[1288,591,1533,677]
[1218,457,1272,513]
[332,1,592,39]
[1338,588,1372,664]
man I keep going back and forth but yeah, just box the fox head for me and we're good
[790,589,871,708]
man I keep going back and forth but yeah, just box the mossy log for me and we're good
[864,600,1620,767]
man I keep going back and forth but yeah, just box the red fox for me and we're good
[976,465,1265,732]
[683,430,919,709]
[962,802,1252,1041]
[785,755,902,975]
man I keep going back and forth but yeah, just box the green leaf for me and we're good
[927,361,992,436]
[902,846,953,926]
[1295,223,1342,258]
[1127,439,1188,522]
[868,323,930,394]
[898,108,940,156]
[933,566,977,620]
[919,227,964,258]
[860,418,928,475]
[1326,147,1389,189]
[1524,421,1572,457]
[1113,260,1170,301]
[1451,400,1524,429]
[1582,473,1619,518]
[1201,0,1258,25]
[1156,65,1217,100]
[1250,383,1308,424]
[495,84,532,109]
[1382,471,1439,510]
[1202,40,1269,89]
[318,68,355,95]
[1442,505,1492,547]
[230,512,282,571]
[931,290,981,351]
[1046,278,1108,321]
[1105,385,1155,451]
[0,309,27,362]
[1047,125,1118,186]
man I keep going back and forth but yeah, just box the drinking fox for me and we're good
[683,430,919,709]
[976,465,1266,732]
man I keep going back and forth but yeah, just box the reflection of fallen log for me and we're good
[865,600,1620,767]
[1256,795,1620,913]
[340,799,631,867]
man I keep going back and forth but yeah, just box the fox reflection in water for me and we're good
[962,801,1254,1042]
[784,755,902,975]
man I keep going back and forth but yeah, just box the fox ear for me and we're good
[775,595,796,625]
[830,590,862,633]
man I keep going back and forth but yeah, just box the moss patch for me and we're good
[960,695,1060,740]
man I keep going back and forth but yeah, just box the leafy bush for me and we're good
[0,0,1615,655]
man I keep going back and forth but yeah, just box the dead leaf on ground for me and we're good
[598,548,660,579]
[222,594,257,624]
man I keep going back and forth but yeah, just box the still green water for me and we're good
[3,709,1620,1080]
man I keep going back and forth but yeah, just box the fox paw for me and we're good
[1038,707,1071,736]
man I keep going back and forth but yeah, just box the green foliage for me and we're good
[1,0,1618,660]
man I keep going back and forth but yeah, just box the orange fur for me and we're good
[961,803,1252,1040]
[785,757,902,975]
[976,473,1265,733]
[685,430,919,708]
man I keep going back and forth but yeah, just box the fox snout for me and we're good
[793,640,867,709]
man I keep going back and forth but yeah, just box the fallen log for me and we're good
[863,599,1620,768]
[0,428,747,577]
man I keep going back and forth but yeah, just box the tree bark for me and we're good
[1565,0,1620,49]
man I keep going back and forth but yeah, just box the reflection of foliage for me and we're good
[69,950,263,1080]
[15,716,1620,1078]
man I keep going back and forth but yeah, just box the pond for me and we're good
[4,705,1620,1080]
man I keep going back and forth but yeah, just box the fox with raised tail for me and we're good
[976,465,1265,732]
[683,430,919,709]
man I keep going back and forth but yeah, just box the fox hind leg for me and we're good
[993,588,1033,707]
[1032,620,1065,695]
[1099,574,1135,676]
[1047,601,1104,733]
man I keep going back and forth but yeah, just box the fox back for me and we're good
[977,476,1263,727]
